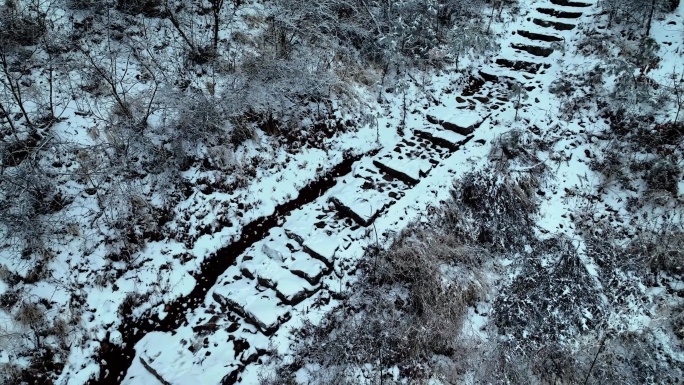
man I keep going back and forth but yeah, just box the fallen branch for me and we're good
[139,357,172,385]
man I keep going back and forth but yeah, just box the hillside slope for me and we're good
[1,0,683,384]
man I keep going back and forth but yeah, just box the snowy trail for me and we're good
[81,1,601,384]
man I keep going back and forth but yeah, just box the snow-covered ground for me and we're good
[2,0,683,383]
[114,0,675,383]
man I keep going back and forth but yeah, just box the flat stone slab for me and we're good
[289,250,329,285]
[133,332,240,385]
[536,7,583,19]
[242,252,315,305]
[495,58,544,73]
[302,232,339,266]
[324,156,416,226]
[373,149,434,185]
[532,18,576,31]
[329,178,390,226]
[511,43,554,57]
[212,279,290,334]
[517,30,564,42]
[425,106,485,135]
[258,228,329,285]
[414,127,471,151]
[549,0,592,7]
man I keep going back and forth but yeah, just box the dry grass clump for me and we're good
[265,169,543,383]
[475,324,684,385]
[445,169,539,253]
[14,302,44,328]
[494,235,605,351]
[278,225,492,384]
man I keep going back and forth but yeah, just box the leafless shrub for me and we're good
[0,291,19,312]
[489,129,547,175]
[0,161,67,256]
[0,8,46,47]
[587,330,683,384]
[674,307,684,339]
[627,226,684,281]
[14,302,44,328]
[583,211,684,282]
[644,157,680,196]
[589,145,635,191]
[116,0,165,17]
[477,325,684,385]
[164,95,252,167]
[0,265,20,286]
[51,317,70,350]
[67,0,102,10]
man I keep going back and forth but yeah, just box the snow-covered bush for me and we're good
[478,325,683,385]
[644,157,680,195]
[0,3,46,47]
[0,159,68,258]
[600,0,678,36]
[446,170,538,252]
[494,235,605,350]
[274,0,493,71]
[116,0,164,17]
[67,0,102,10]
[279,223,491,383]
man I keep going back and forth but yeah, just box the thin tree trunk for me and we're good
[583,334,607,385]
[646,0,657,36]
[165,1,196,52]
[212,0,223,51]
[0,50,34,128]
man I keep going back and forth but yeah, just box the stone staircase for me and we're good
[125,1,598,383]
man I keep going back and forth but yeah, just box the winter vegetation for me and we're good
[0,0,683,384]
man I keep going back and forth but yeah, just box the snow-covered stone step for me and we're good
[257,228,330,285]
[313,200,367,234]
[212,278,290,334]
[495,58,548,74]
[499,46,552,64]
[512,33,556,49]
[369,156,427,186]
[455,95,476,110]
[131,330,251,385]
[517,29,564,43]
[322,156,414,227]
[301,232,341,266]
[329,178,396,226]
[414,126,473,151]
[549,0,593,7]
[461,74,489,97]
[283,226,343,268]
[510,43,554,57]
[373,151,435,185]
[536,7,583,19]
[241,251,316,305]
[532,17,577,31]
[289,249,330,284]
[374,130,453,183]
[425,110,487,135]
[480,67,535,84]
[463,91,508,107]
[285,213,366,280]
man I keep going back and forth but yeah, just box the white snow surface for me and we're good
[2,0,679,383]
